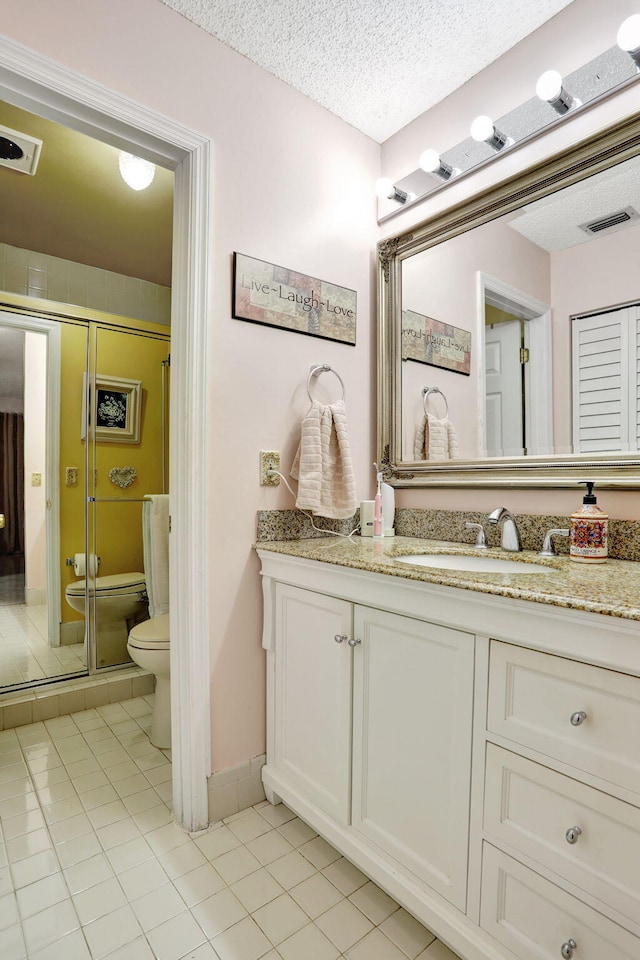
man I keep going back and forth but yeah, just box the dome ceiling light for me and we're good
[118,152,156,191]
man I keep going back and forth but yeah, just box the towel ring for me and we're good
[422,386,448,419]
[307,364,346,403]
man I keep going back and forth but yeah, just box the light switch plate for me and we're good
[65,467,78,486]
[31,472,42,487]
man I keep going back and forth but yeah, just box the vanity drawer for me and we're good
[487,641,640,795]
[484,743,640,925]
[480,844,640,960]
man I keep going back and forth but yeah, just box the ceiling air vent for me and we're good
[579,206,640,237]
[0,125,43,176]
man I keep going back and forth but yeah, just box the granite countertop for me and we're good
[256,535,640,622]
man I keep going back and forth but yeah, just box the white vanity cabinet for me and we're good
[258,547,640,960]
[271,581,475,910]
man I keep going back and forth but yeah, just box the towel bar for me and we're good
[307,363,346,403]
[422,386,448,419]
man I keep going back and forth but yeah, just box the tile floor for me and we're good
[0,698,462,960]
[0,602,86,689]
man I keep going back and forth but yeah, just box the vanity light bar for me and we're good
[380,13,640,219]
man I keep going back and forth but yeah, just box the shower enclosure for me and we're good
[0,303,170,693]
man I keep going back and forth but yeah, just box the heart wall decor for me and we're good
[108,466,137,489]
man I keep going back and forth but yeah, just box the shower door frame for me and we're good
[0,36,212,833]
[0,309,61,648]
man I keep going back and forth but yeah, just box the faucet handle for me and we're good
[539,528,570,557]
[465,522,488,549]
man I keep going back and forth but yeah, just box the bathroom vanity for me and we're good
[257,537,640,960]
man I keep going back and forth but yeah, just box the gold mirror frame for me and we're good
[377,110,640,488]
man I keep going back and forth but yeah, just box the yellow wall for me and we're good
[60,317,170,621]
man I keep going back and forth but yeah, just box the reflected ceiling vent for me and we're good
[579,206,640,237]
[0,125,43,176]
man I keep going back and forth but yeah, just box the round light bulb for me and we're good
[617,14,640,52]
[470,115,495,143]
[375,177,394,199]
[118,152,156,191]
[536,69,563,103]
[418,149,442,173]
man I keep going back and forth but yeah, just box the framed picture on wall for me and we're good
[81,374,142,443]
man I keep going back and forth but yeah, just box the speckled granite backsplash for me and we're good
[256,509,359,541]
[256,508,640,561]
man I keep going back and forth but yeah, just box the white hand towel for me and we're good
[290,400,358,520]
[414,414,460,461]
[143,494,170,618]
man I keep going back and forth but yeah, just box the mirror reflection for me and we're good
[0,312,170,691]
[401,151,640,464]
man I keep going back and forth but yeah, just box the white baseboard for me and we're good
[60,621,85,646]
[25,588,47,606]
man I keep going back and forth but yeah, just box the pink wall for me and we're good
[551,220,640,451]
[2,0,380,771]
[401,214,550,459]
[381,0,640,521]
[23,332,47,596]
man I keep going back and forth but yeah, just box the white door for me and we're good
[485,319,523,456]
[351,606,475,910]
[273,583,353,824]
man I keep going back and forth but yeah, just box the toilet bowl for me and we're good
[127,613,170,748]
[65,573,148,664]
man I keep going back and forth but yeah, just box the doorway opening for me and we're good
[477,272,554,458]
[0,35,212,830]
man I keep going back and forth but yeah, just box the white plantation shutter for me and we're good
[572,308,633,453]
[633,306,640,450]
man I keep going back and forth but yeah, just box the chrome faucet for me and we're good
[487,507,521,552]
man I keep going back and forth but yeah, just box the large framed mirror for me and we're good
[378,110,640,488]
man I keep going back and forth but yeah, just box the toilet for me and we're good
[126,494,171,749]
[127,613,170,748]
[65,572,148,663]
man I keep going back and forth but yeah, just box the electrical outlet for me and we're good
[65,467,78,487]
[31,472,42,487]
[260,450,280,485]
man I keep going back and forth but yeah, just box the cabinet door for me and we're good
[274,583,352,824]
[351,606,474,910]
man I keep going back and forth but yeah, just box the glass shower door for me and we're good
[90,324,169,670]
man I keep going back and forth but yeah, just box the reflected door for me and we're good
[485,320,524,457]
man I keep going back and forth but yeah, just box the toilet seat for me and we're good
[128,613,170,651]
[66,572,146,599]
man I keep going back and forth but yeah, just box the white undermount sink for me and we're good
[394,553,550,574]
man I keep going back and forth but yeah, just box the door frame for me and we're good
[0,35,212,832]
[0,310,60,644]
[477,272,553,458]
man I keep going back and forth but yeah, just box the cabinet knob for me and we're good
[334,634,347,644]
[348,637,362,647]
[570,711,587,726]
[561,939,577,959]
[565,826,582,844]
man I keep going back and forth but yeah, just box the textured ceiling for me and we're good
[159,0,576,142]
[508,154,640,252]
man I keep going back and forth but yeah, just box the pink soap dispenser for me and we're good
[373,464,383,538]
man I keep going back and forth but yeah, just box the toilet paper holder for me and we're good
[65,556,101,565]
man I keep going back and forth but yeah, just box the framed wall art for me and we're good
[232,252,357,345]
[81,374,142,444]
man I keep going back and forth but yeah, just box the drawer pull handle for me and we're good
[565,826,582,844]
[561,939,577,959]
[570,711,587,726]
[334,634,347,644]
[348,637,362,647]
